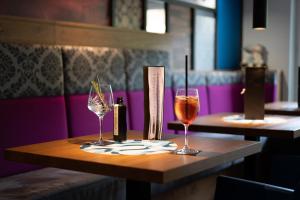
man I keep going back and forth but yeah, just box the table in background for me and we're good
[168,113,300,140]
[5,131,262,200]
[265,101,300,116]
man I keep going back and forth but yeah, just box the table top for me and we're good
[168,113,300,139]
[265,101,300,116]
[5,131,261,184]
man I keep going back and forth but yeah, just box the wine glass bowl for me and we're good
[88,80,114,145]
[174,88,200,155]
[175,95,199,125]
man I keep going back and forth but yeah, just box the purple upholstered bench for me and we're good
[0,43,125,200]
[0,43,69,177]
[62,46,129,137]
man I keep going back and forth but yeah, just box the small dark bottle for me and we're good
[113,97,127,142]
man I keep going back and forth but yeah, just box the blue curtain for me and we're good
[216,0,242,70]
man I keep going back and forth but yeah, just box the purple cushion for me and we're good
[0,96,68,177]
[197,86,209,115]
[127,88,175,135]
[127,91,144,131]
[163,88,175,134]
[207,83,277,114]
[66,91,128,138]
[207,83,244,114]
[265,83,276,103]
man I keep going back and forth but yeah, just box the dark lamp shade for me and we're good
[253,0,267,30]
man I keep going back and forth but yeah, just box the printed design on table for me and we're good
[172,70,207,88]
[112,0,143,30]
[124,49,171,90]
[206,71,243,85]
[62,46,126,94]
[0,43,64,99]
[80,140,177,155]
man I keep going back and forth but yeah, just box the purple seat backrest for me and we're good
[0,43,68,177]
[65,91,128,137]
[207,70,278,114]
[123,49,174,134]
[62,46,129,137]
[207,71,245,113]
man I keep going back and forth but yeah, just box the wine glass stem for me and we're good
[99,116,103,142]
[184,124,189,148]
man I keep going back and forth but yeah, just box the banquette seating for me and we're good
[0,42,278,199]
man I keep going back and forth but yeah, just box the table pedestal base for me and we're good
[126,179,151,200]
[244,136,260,180]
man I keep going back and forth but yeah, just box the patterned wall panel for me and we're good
[124,49,170,90]
[62,46,126,94]
[0,43,64,99]
[172,70,207,88]
[206,71,243,85]
[112,0,143,30]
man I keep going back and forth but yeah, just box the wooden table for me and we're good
[5,131,262,200]
[265,101,300,116]
[168,113,300,140]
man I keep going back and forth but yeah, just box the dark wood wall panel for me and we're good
[168,4,192,69]
[0,0,110,26]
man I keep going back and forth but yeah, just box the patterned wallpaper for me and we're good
[62,46,127,94]
[112,0,143,30]
[0,43,64,99]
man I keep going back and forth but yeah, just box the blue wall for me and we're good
[216,0,242,70]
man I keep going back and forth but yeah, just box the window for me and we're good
[193,8,216,70]
[146,0,166,34]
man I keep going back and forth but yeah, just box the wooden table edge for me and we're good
[4,135,263,184]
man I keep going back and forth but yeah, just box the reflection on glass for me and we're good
[146,0,166,34]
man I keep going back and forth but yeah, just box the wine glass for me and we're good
[88,80,114,145]
[174,88,200,155]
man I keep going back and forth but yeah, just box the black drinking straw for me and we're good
[185,55,188,119]
[185,55,188,97]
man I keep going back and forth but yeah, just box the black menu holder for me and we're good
[298,67,300,108]
[143,66,165,140]
[244,67,266,120]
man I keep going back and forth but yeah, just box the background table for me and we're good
[5,131,262,200]
[265,101,300,116]
[168,113,300,140]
